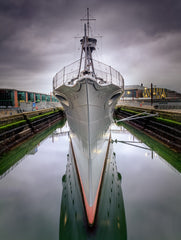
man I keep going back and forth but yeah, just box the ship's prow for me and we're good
[53,9,124,226]
[54,76,123,225]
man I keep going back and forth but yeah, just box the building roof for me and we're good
[124,84,145,90]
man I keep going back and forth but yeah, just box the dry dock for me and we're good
[0,108,65,155]
[114,105,181,153]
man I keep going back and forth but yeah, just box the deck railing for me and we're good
[53,58,124,90]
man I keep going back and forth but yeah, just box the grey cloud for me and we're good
[0,0,181,93]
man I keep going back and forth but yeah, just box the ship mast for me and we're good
[79,8,97,77]
[87,8,90,37]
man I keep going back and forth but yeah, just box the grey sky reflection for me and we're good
[112,126,181,240]
[0,124,181,239]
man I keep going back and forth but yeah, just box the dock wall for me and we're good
[0,108,66,154]
[114,105,181,153]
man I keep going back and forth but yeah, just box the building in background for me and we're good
[123,84,145,99]
[120,84,181,109]
[0,88,59,108]
[0,88,60,116]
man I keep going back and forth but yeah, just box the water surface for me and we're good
[112,124,181,240]
[0,122,181,240]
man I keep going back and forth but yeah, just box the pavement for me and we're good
[118,102,181,114]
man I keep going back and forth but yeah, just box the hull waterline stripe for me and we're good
[70,133,111,226]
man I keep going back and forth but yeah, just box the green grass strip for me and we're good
[155,117,181,126]
[0,120,26,133]
[115,107,181,126]
[28,109,60,122]
[29,111,54,122]
[120,108,140,114]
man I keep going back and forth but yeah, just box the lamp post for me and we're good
[151,83,153,106]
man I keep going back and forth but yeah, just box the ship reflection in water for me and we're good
[59,134,127,240]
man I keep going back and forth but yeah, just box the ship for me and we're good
[59,141,127,239]
[53,9,124,226]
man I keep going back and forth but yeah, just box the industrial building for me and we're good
[0,88,58,108]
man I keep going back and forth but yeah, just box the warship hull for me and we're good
[54,77,123,225]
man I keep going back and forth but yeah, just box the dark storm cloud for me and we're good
[125,0,181,35]
[0,0,181,93]
[95,0,181,45]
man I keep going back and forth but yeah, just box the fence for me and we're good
[53,58,124,90]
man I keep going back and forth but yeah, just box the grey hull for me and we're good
[54,77,123,224]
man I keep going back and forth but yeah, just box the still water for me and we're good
[0,122,181,240]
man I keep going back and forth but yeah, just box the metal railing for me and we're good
[53,58,124,90]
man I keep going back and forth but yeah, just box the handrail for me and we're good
[53,58,124,90]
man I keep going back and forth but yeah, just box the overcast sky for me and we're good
[0,0,181,94]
